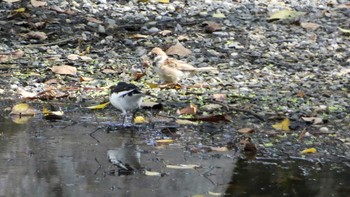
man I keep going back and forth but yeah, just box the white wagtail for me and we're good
[109,82,144,126]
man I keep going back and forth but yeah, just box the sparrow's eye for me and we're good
[149,53,157,59]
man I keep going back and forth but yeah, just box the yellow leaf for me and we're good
[134,116,148,123]
[147,83,158,88]
[300,148,317,154]
[11,115,32,124]
[269,9,305,20]
[144,170,161,176]
[338,27,350,33]
[166,164,201,169]
[157,0,169,3]
[272,118,290,131]
[13,8,26,13]
[86,102,110,109]
[10,103,36,116]
[43,107,64,117]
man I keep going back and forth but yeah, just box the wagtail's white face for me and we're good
[109,82,143,115]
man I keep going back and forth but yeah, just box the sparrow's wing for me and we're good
[165,58,197,71]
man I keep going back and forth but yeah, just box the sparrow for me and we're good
[148,47,217,84]
[109,82,143,126]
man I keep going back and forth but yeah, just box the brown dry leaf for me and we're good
[17,88,37,98]
[300,22,320,31]
[212,93,227,102]
[79,55,92,61]
[0,50,24,62]
[33,87,69,100]
[50,6,76,15]
[185,114,232,123]
[272,118,290,131]
[51,65,77,75]
[337,3,350,8]
[31,0,47,7]
[238,128,255,134]
[86,17,103,24]
[80,76,94,82]
[166,42,192,57]
[301,117,323,125]
[177,35,190,41]
[102,69,116,74]
[296,90,306,98]
[133,72,146,81]
[67,54,80,61]
[177,104,197,115]
[24,31,47,40]
[10,103,36,116]
[202,21,222,33]
[44,78,61,85]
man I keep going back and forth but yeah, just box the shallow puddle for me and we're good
[0,115,349,197]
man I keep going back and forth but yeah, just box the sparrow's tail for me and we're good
[195,67,218,72]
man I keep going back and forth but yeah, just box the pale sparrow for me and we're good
[148,47,217,84]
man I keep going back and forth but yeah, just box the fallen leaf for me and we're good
[24,31,47,40]
[102,69,116,74]
[212,12,225,18]
[129,34,149,39]
[157,0,169,3]
[10,103,36,116]
[17,88,38,98]
[300,22,320,31]
[67,54,80,60]
[166,42,192,57]
[300,147,317,154]
[156,139,174,146]
[134,116,148,123]
[177,104,197,115]
[208,191,223,196]
[0,50,24,62]
[51,65,77,75]
[212,93,227,102]
[338,27,350,34]
[301,117,323,125]
[175,119,198,125]
[166,164,201,169]
[296,90,306,98]
[11,115,33,124]
[269,9,305,20]
[86,17,103,24]
[13,8,26,13]
[80,76,94,82]
[141,101,163,109]
[159,30,172,36]
[202,21,222,33]
[144,170,162,176]
[177,35,189,41]
[79,55,92,61]
[272,118,290,131]
[31,0,47,7]
[43,107,64,120]
[238,128,255,134]
[133,72,146,81]
[210,146,229,152]
[86,102,110,109]
[4,0,21,2]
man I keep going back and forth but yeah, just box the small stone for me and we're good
[98,25,105,33]
[319,127,329,133]
[148,27,160,34]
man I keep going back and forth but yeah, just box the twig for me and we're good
[94,158,102,175]
[89,126,104,143]
[21,37,77,48]
[211,101,265,121]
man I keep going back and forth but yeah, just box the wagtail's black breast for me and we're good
[110,82,142,96]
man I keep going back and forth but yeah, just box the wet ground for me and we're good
[1,113,350,197]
